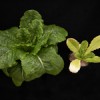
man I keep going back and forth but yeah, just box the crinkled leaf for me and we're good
[0,27,20,47]
[27,19,44,44]
[18,19,44,44]
[0,27,24,69]
[17,19,45,54]
[32,29,51,55]
[0,46,26,69]
[0,47,17,69]
[0,27,19,69]
[85,35,100,55]
[17,28,31,43]
[38,47,64,75]
[44,25,68,45]
[21,54,45,81]
[67,38,80,53]
[20,10,43,28]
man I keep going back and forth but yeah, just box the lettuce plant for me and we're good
[1,9,100,86]
[67,35,100,73]
[0,10,68,86]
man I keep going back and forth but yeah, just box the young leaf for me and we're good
[66,38,80,53]
[18,19,44,44]
[85,35,100,55]
[44,25,68,45]
[38,47,64,75]
[18,28,31,43]
[78,40,88,58]
[79,40,88,53]
[84,52,95,58]
[84,56,100,63]
[32,30,51,55]
[20,10,43,28]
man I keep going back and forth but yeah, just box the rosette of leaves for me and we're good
[0,10,68,86]
[67,35,100,73]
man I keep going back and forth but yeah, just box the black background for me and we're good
[0,0,100,100]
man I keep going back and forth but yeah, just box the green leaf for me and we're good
[21,54,45,81]
[0,45,26,69]
[17,28,31,43]
[0,47,17,69]
[17,19,45,54]
[32,29,51,55]
[38,47,64,75]
[66,38,80,53]
[84,56,100,63]
[27,19,44,44]
[7,64,24,86]
[2,68,9,77]
[18,19,44,44]
[85,35,100,55]
[20,10,43,28]
[0,27,20,47]
[44,25,68,45]
[0,27,21,69]
[78,40,88,58]
[84,52,95,58]
[79,40,88,53]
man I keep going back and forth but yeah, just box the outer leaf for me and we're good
[0,27,20,68]
[0,46,26,69]
[67,38,80,53]
[38,47,64,75]
[20,10,43,28]
[69,59,81,73]
[7,64,24,86]
[85,35,100,55]
[0,47,17,69]
[2,68,9,77]
[44,25,68,45]
[21,54,45,81]
[0,27,27,69]
[0,27,20,47]
[84,56,100,63]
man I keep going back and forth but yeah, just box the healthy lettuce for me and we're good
[0,10,68,86]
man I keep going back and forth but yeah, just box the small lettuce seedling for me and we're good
[67,35,100,73]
